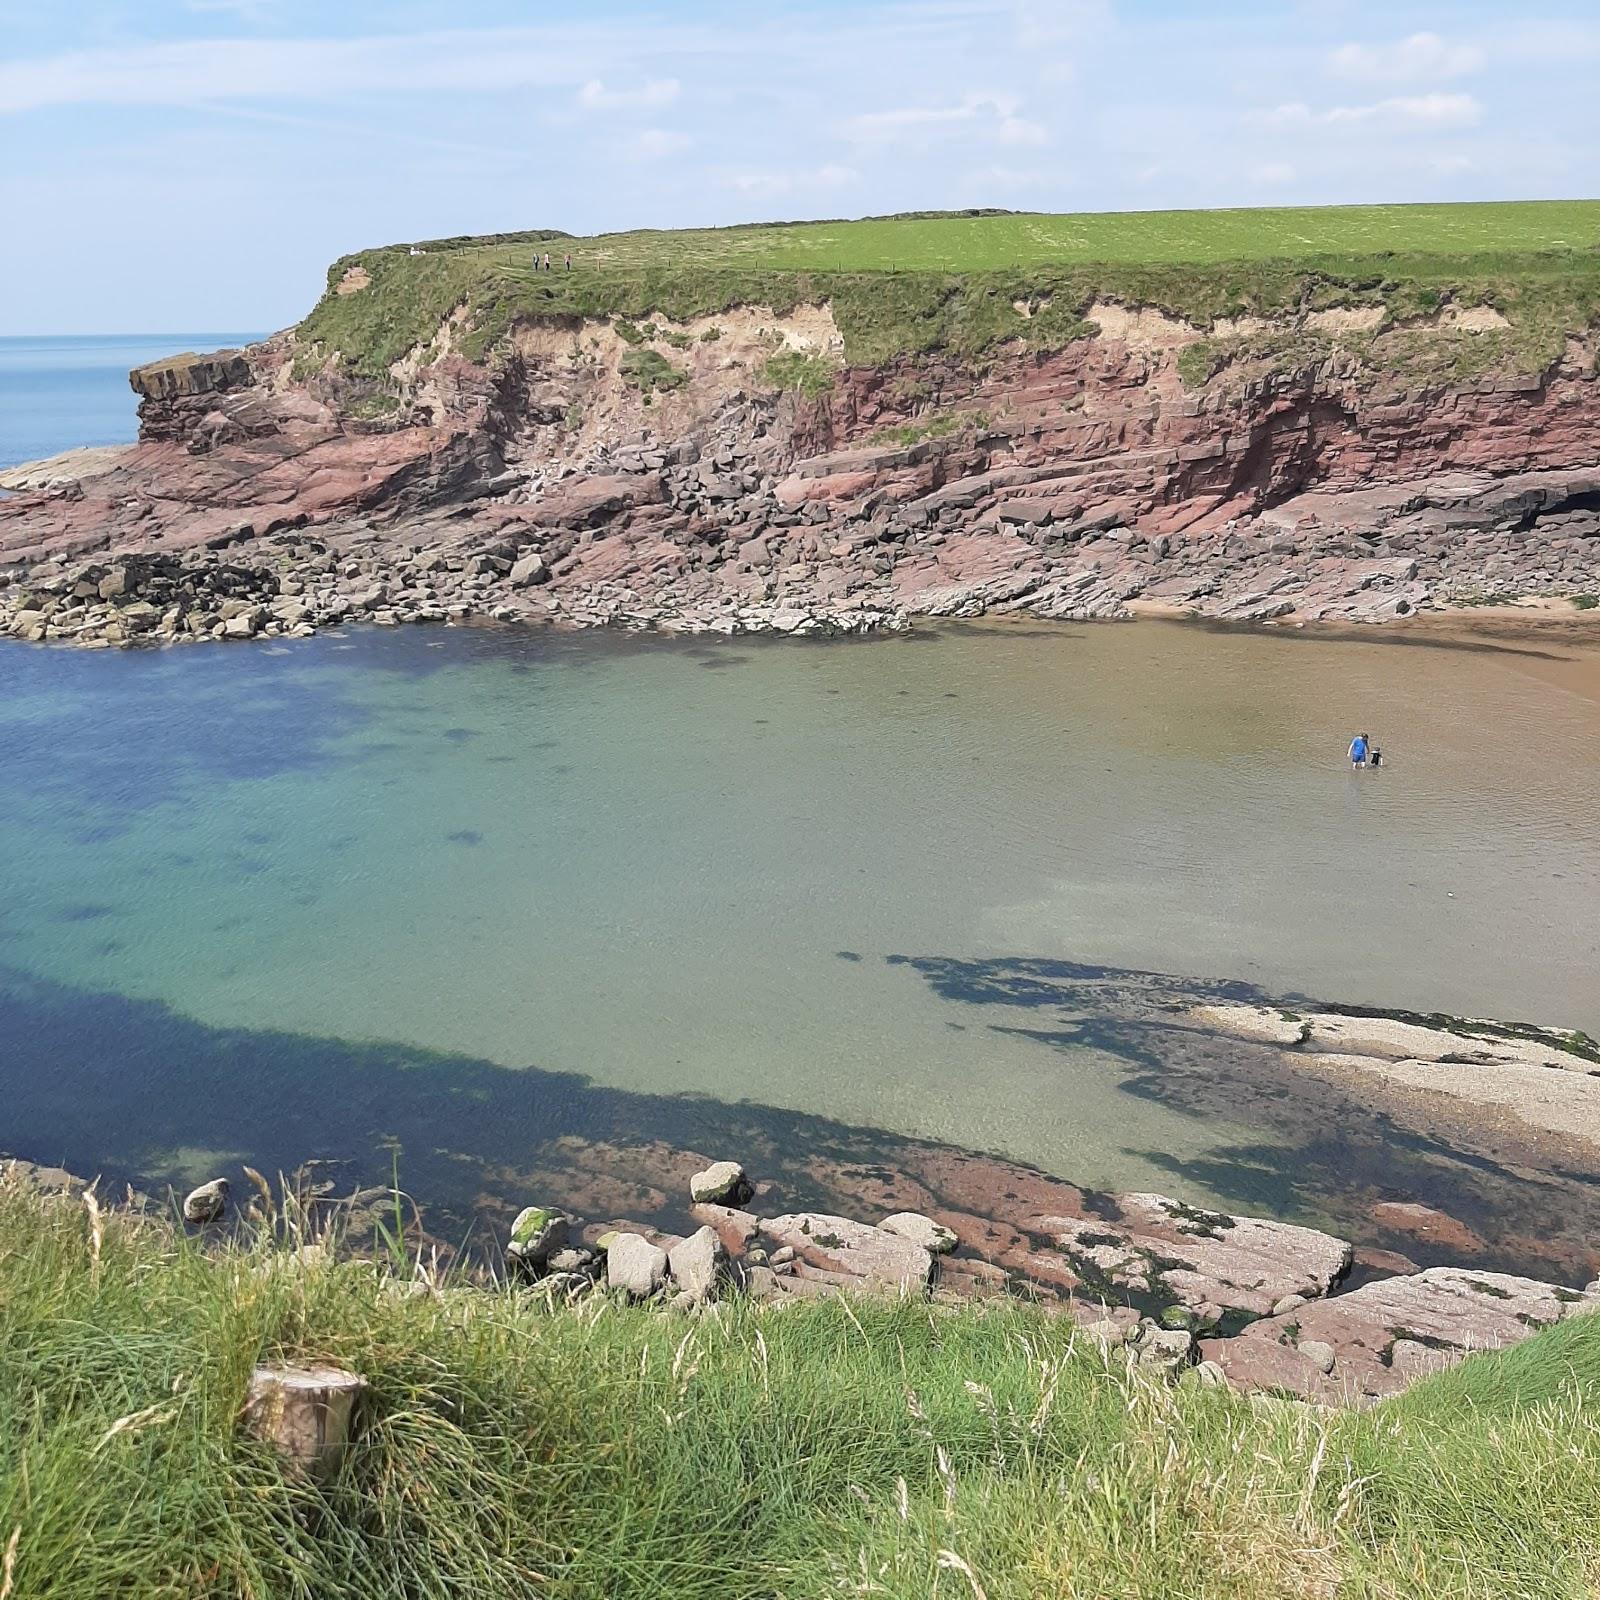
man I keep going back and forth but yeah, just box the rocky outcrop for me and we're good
[489,1154,1596,1404]
[1203,1268,1599,1402]
[3,302,1598,646]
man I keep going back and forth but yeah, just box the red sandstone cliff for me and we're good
[2,299,1597,644]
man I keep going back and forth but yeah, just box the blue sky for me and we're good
[2,0,1597,334]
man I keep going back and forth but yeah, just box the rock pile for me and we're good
[493,1158,1599,1403]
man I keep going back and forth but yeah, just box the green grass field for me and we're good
[453,200,1600,274]
[2,1179,1598,1599]
[294,200,1600,380]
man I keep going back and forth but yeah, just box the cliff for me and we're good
[4,204,1600,644]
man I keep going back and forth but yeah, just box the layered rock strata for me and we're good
[3,299,1598,645]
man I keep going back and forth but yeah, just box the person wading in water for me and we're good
[1348,731,1370,768]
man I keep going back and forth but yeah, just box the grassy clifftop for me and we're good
[2,1180,1598,1598]
[294,200,1600,381]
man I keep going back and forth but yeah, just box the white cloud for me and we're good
[966,162,1068,193]
[1329,32,1485,85]
[728,163,860,197]
[841,91,1047,149]
[184,0,275,16]
[626,128,690,160]
[0,28,672,112]
[576,77,679,112]
[1256,93,1481,130]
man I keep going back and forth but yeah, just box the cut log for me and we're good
[244,1363,366,1479]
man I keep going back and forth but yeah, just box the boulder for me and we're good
[509,551,548,587]
[667,1225,728,1304]
[689,1160,752,1207]
[606,1232,668,1300]
[506,1206,569,1273]
[879,1212,958,1255]
[183,1178,229,1225]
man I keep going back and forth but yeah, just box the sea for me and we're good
[0,333,263,471]
[3,335,1599,1255]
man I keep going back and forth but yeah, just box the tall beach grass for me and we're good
[0,1176,1596,1598]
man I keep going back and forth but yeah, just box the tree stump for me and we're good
[244,1363,367,1479]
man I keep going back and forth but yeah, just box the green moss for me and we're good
[762,350,839,396]
[868,408,990,447]
[619,349,686,394]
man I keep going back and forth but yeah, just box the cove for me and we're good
[2,618,1597,1253]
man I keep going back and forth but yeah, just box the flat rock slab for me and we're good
[1035,1192,1353,1318]
[1203,1268,1600,1401]
[760,1212,933,1294]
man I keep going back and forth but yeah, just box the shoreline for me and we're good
[7,1117,1596,1407]
[5,535,1599,653]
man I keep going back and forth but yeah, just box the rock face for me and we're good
[1033,1193,1354,1322]
[759,1213,935,1294]
[3,303,1598,648]
[879,1212,958,1255]
[1203,1268,1600,1401]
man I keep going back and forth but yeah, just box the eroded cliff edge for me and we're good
[4,235,1599,644]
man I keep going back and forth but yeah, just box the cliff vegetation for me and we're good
[293,200,1600,381]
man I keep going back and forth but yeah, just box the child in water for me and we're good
[1369,746,1383,769]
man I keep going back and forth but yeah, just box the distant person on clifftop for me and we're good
[565,252,572,271]
[1349,732,1370,768]
[543,252,552,272]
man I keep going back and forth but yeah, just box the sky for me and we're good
[2,0,1597,334]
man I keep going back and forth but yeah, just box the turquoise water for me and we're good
[3,619,1598,1238]
[0,333,262,469]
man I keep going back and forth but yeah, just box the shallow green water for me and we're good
[2,619,1597,1228]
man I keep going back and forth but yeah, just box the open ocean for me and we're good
[0,333,264,470]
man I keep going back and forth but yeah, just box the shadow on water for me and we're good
[0,963,1039,1247]
[1,953,1594,1278]
[885,953,1600,1278]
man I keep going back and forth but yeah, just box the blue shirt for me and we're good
[1350,736,1368,761]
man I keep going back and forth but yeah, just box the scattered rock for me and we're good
[689,1160,753,1207]
[183,1178,229,1225]
[606,1232,669,1300]
[1299,1340,1337,1375]
[1126,1318,1196,1377]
